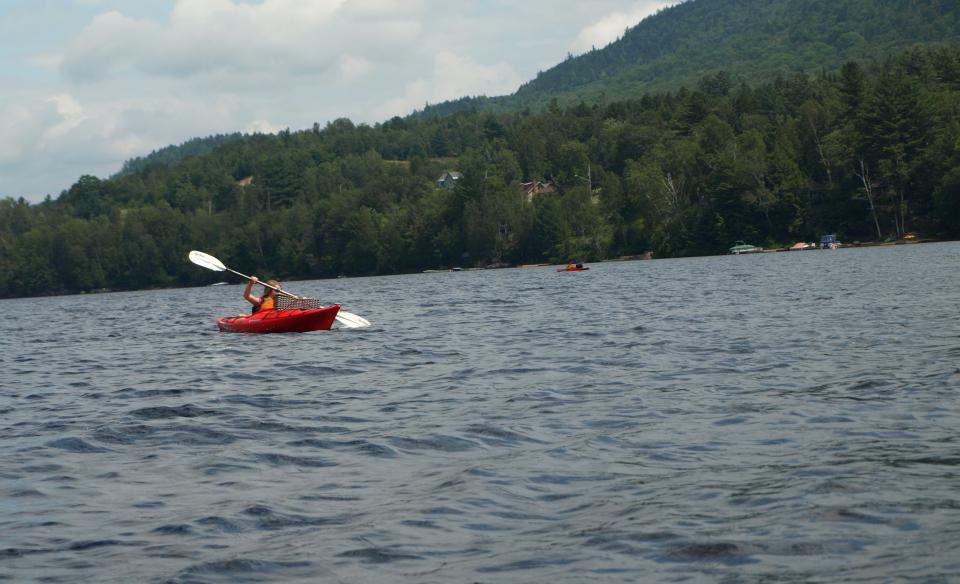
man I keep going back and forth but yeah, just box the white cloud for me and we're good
[0,96,90,198]
[245,119,286,134]
[0,102,49,165]
[60,0,422,83]
[25,53,64,70]
[60,10,162,81]
[569,1,678,54]
[2,0,690,202]
[0,89,255,198]
[338,55,373,84]
[373,51,522,119]
[42,94,87,139]
[340,0,425,18]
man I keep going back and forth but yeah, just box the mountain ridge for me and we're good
[413,0,960,118]
[119,0,960,171]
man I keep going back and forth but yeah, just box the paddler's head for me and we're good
[264,279,281,297]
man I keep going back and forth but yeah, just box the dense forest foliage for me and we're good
[1,46,959,298]
[415,0,960,117]
[114,133,246,178]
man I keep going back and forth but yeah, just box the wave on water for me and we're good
[2,243,959,582]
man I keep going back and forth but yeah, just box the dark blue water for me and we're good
[3,243,959,583]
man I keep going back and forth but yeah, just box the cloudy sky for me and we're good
[1,0,676,202]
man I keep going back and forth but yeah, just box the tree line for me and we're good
[1,46,958,298]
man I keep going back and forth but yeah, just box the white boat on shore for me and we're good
[729,241,763,254]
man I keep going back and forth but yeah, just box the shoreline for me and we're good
[2,238,954,300]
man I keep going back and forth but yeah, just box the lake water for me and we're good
[3,242,959,583]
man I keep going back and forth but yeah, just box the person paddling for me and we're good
[244,276,281,313]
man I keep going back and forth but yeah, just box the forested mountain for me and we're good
[2,45,959,298]
[114,133,246,178]
[415,0,960,117]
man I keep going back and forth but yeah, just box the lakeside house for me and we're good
[521,180,556,202]
[436,171,463,190]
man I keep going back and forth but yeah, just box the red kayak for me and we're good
[217,305,341,333]
[557,266,590,272]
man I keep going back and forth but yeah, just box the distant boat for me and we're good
[790,242,813,251]
[729,241,763,254]
[820,234,840,249]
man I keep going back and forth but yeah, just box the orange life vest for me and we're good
[251,296,276,313]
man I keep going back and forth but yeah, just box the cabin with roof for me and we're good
[521,180,556,202]
[436,171,463,190]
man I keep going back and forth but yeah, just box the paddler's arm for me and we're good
[243,276,260,306]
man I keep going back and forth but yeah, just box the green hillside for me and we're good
[415,0,960,117]
[114,133,246,178]
[2,45,959,298]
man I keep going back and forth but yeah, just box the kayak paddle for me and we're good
[188,250,371,328]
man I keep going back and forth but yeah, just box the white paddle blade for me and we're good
[336,311,371,328]
[188,250,226,272]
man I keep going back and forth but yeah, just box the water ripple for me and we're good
[2,243,959,582]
